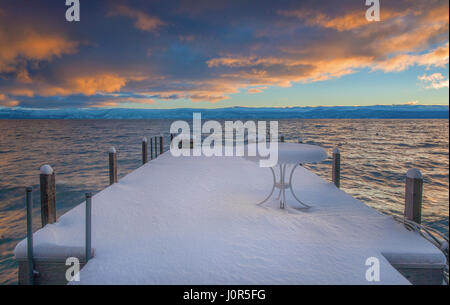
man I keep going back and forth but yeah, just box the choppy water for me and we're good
[0,119,448,285]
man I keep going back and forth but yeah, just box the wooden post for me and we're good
[142,137,148,164]
[405,168,423,224]
[40,165,56,227]
[159,135,164,155]
[26,187,34,285]
[154,137,158,158]
[280,135,284,142]
[297,138,304,165]
[150,137,153,160]
[332,147,340,188]
[85,193,92,262]
[109,147,117,185]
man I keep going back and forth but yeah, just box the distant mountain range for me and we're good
[0,105,448,119]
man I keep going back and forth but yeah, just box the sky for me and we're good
[0,0,448,109]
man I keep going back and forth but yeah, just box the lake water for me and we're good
[0,119,448,284]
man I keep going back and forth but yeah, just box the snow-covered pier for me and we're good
[15,148,446,285]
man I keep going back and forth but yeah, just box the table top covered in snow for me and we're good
[15,150,446,284]
[244,143,328,165]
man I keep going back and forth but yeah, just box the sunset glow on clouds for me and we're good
[0,0,448,108]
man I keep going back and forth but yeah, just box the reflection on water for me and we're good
[0,119,448,284]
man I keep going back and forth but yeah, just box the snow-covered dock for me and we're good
[15,151,446,284]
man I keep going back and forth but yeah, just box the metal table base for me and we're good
[257,164,311,209]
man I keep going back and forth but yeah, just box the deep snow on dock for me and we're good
[15,152,445,284]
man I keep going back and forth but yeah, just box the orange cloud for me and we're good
[108,5,166,32]
[0,28,78,75]
[248,86,267,93]
[6,88,35,97]
[5,70,149,102]
[141,78,244,103]
[72,74,127,95]
[278,7,406,32]
[279,9,369,31]
[38,73,128,96]
[375,9,448,54]
[373,43,449,72]
[0,94,19,107]
[207,55,369,86]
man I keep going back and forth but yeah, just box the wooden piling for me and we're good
[39,165,56,227]
[159,136,164,155]
[405,168,423,224]
[142,137,148,164]
[154,137,158,158]
[280,135,285,142]
[150,137,153,160]
[109,147,118,185]
[332,147,340,188]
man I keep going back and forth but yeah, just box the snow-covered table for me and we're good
[245,143,328,209]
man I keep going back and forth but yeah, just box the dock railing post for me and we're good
[26,187,34,285]
[405,168,423,224]
[142,137,148,164]
[39,165,56,227]
[150,137,153,160]
[85,193,92,262]
[332,147,341,188]
[298,138,304,165]
[159,135,164,155]
[109,147,118,185]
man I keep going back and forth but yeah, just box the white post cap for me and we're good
[109,146,117,154]
[142,137,148,142]
[40,164,54,175]
[407,168,422,179]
